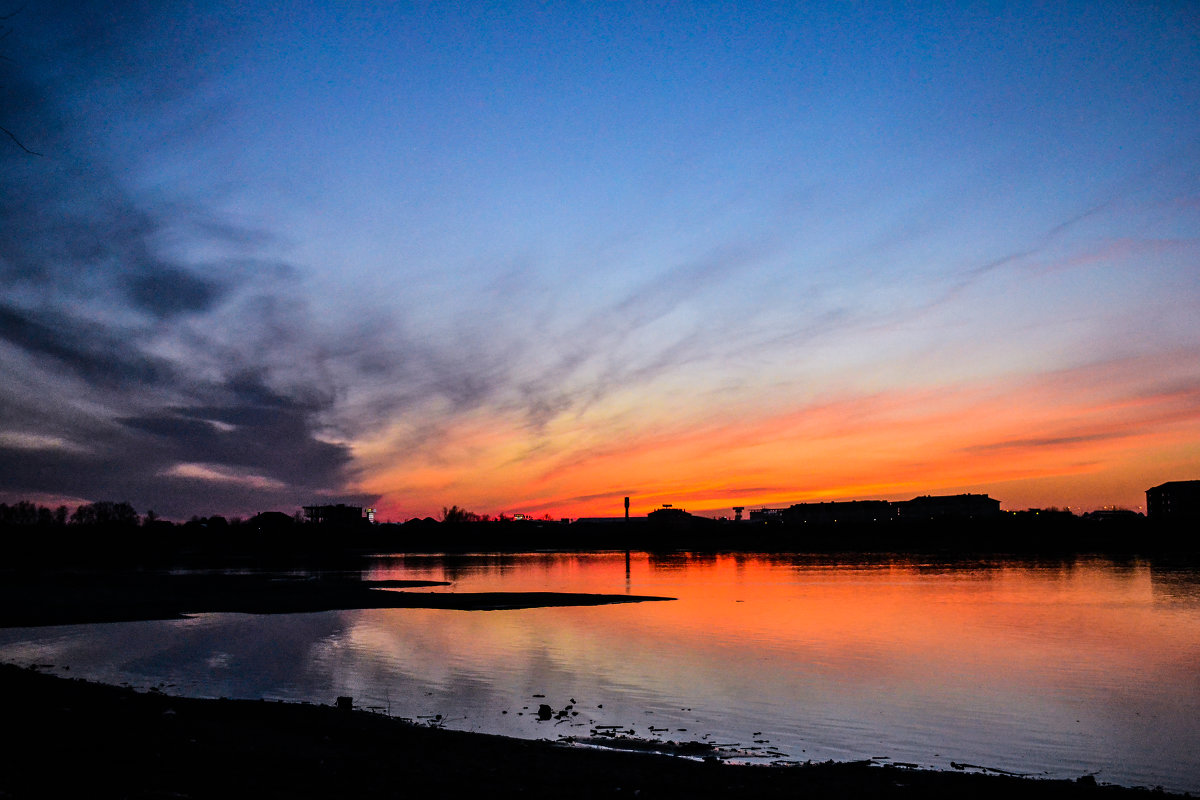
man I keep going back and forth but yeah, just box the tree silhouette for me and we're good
[441,505,482,524]
[69,501,140,527]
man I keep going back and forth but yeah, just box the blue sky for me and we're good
[1,1,1198,519]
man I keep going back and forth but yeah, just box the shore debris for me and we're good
[950,761,1028,777]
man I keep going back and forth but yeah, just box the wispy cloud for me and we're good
[0,12,370,517]
[163,463,286,491]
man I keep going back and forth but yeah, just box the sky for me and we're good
[1,1,1198,521]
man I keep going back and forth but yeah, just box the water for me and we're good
[2,553,1198,792]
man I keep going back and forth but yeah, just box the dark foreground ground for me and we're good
[0,664,1183,800]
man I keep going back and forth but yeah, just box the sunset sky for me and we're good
[1,2,1198,520]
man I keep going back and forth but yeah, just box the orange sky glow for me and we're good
[362,352,1200,521]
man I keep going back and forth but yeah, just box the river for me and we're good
[2,552,1197,792]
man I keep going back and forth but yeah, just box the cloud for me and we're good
[961,431,1135,454]
[491,241,775,432]
[0,432,87,453]
[0,365,374,517]
[120,374,353,489]
[126,266,227,318]
[163,463,287,492]
[0,302,172,388]
[0,9,369,517]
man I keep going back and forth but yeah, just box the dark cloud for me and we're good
[0,6,367,518]
[126,265,227,317]
[121,376,350,489]
[0,299,364,516]
[0,371,374,518]
[0,444,138,505]
[0,303,170,387]
[0,146,231,318]
[961,431,1133,454]
[556,489,639,505]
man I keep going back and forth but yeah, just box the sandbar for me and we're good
[0,570,674,627]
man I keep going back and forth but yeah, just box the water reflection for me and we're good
[2,553,1198,792]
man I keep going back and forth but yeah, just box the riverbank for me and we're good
[0,664,1183,799]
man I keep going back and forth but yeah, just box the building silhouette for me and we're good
[1147,480,1200,521]
[302,504,363,526]
[783,500,893,525]
[749,493,1001,524]
[899,493,1001,520]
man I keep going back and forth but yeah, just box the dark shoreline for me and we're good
[2,511,1195,570]
[0,664,1183,799]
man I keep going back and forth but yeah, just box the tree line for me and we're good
[0,500,268,530]
[0,500,142,527]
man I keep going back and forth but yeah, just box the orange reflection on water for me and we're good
[351,553,1200,789]
[367,553,1200,694]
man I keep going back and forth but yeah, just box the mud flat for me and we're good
[0,664,1183,799]
[0,569,674,627]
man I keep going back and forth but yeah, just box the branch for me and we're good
[0,125,41,155]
